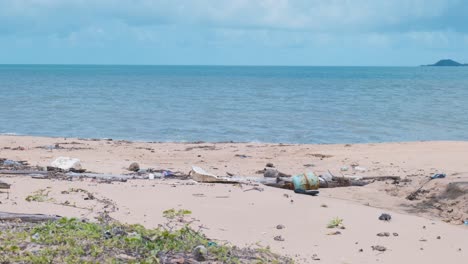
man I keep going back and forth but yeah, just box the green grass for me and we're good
[0,209,292,263]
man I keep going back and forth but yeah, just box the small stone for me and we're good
[274,235,285,241]
[312,254,320,260]
[359,249,363,252]
[193,245,208,261]
[266,163,274,168]
[393,233,399,236]
[371,245,387,252]
[377,232,390,237]
[379,213,392,221]
[436,236,441,239]
[128,162,140,172]
[276,224,285,230]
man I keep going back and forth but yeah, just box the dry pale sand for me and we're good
[1,135,467,263]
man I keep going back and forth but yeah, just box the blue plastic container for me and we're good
[292,172,320,191]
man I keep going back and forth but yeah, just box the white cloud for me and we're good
[0,0,461,34]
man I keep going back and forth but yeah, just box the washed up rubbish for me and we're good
[354,166,367,172]
[431,173,446,179]
[163,170,174,177]
[464,220,468,226]
[190,166,221,183]
[2,160,21,167]
[50,157,82,171]
[292,172,320,191]
[148,173,155,180]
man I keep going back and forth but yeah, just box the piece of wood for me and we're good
[361,176,401,181]
[0,170,49,175]
[0,212,61,222]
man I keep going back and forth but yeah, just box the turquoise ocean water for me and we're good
[1,65,467,143]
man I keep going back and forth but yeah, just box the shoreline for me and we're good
[3,133,467,146]
[1,135,467,263]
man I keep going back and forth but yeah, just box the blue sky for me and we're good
[0,0,467,66]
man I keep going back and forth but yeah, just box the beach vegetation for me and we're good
[327,217,344,229]
[0,209,292,263]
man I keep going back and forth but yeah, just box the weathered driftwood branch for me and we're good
[0,212,61,222]
[0,170,49,175]
[361,176,401,181]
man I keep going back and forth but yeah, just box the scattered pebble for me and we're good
[359,249,363,252]
[377,232,390,237]
[312,254,320,260]
[266,163,274,168]
[393,233,399,237]
[321,204,328,208]
[437,236,441,239]
[327,231,341,235]
[128,162,140,172]
[371,245,387,252]
[274,235,285,242]
[276,224,285,230]
[379,213,392,221]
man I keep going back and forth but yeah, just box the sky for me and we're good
[0,0,467,66]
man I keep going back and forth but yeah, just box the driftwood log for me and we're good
[0,212,61,222]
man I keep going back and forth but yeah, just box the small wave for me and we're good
[0,132,21,136]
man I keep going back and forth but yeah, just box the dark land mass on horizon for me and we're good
[424,59,468,67]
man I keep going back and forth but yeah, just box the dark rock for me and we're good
[276,224,285,230]
[274,235,285,241]
[266,163,275,168]
[128,162,140,172]
[377,232,390,237]
[379,213,392,221]
[371,245,387,252]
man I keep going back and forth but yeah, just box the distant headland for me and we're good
[423,59,468,66]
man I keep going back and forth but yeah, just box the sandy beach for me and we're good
[1,135,467,263]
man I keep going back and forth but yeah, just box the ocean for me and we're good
[1,65,467,144]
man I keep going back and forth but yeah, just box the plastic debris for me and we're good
[431,173,446,179]
[354,166,367,172]
[190,166,220,183]
[50,157,82,171]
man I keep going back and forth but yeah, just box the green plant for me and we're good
[0,209,293,263]
[327,217,344,228]
[25,188,53,202]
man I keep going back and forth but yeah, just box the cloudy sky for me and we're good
[0,0,467,65]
